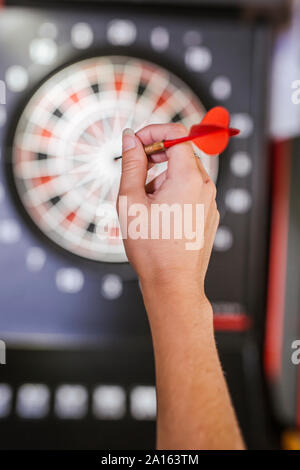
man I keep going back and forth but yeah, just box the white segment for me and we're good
[0,105,7,127]
[71,22,94,49]
[29,38,57,65]
[0,219,21,243]
[214,226,233,251]
[107,20,136,46]
[225,189,252,213]
[210,76,232,101]
[183,30,202,46]
[56,268,84,293]
[16,384,50,419]
[150,27,169,52]
[0,384,12,418]
[5,65,28,92]
[26,247,46,272]
[38,22,58,39]
[230,113,253,138]
[185,46,212,72]
[0,182,4,203]
[130,386,157,420]
[93,385,126,419]
[55,385,88,419]
[101,274,123,300]
[230,152,252,177]
[0,79,6,104]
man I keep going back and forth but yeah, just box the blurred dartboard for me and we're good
[11,56,218,262]
[0,1,278,450]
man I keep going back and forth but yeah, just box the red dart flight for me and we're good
[163,106,240,155]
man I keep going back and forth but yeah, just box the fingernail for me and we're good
[122,128,136,152]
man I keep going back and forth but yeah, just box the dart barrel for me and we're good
[144,141,166,155]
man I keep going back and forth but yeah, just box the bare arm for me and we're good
[117,124,245,450]
[141,283,243,450]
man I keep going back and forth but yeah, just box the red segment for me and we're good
[115,74,123,93]
[213,314,251,332]
[66,212,76,222]
[31,176,53,187]
[40,176,52,184]
[70,93,80,103]
[155,91,170,109]
[109,227,120,239]
[41,129,52,138]
[264,140,291,381]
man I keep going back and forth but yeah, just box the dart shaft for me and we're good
[115,140,166,160]
[142,126,240,153]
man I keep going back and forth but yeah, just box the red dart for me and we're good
[163,106,239,155]
[115,107,239,160]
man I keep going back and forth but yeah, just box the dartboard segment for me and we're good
[12,56,218,262]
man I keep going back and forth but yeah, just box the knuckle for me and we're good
[123,159,140,174]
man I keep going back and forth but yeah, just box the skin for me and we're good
[117,123,245,450]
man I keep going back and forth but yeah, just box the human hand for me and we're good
[117,123,219,298]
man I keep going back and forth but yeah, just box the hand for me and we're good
[117,123,219,295]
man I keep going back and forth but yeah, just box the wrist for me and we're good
[139,274,206,302]
[141,277,216,354]
[140,275,214,327]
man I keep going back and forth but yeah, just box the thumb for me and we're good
[119,128,147,197]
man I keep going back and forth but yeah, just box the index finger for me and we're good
[136,123,198,178]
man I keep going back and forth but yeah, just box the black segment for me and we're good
[49,195,61,206]
[137,83,147,96]
[91,83,100,94]
[171,112,183,122]
[37,152,48,160]
[53,108,63,119]
[87,222,96,233]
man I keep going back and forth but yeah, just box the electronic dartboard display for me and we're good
[0,0,286,450]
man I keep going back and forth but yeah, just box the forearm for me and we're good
[140,280,245,450]
[119,123,243,449]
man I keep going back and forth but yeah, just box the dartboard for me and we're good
[12,56,218,262]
